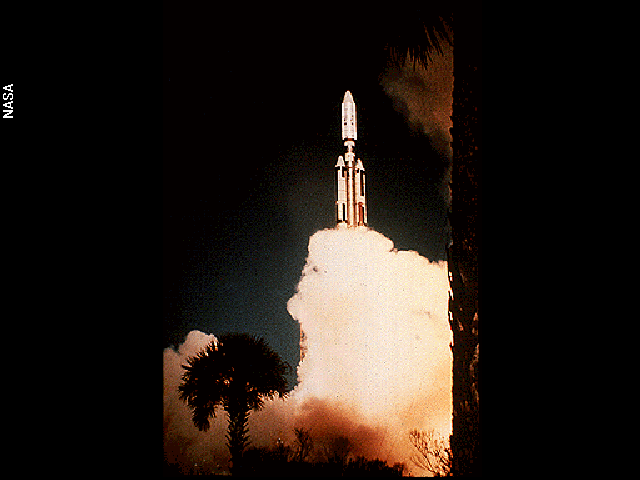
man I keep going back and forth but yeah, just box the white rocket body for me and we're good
[342,90,357,141]
[336,91,367,228]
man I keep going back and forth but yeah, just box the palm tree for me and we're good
[178,332,290,473]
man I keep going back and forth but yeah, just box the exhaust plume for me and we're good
[288,228,451,471]
[163,228,451,475]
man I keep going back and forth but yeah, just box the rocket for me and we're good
[336,91,367,228]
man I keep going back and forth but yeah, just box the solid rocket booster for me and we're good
[336,91,367,228]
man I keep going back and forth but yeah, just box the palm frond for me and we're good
[177,340,227,431]
[384,10,453,70]
[177,333,290,434]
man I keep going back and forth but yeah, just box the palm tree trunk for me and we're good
[225,401,250,474]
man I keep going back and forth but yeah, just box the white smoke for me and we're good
[163,228,452,475]
[288,228,451,471]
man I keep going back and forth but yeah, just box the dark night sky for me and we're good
[163,5,452,387]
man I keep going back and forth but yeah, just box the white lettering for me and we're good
[3,85,13,118]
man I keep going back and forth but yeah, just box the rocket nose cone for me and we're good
[344,91,354,103]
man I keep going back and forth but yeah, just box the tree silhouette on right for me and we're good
[445,6,481,476]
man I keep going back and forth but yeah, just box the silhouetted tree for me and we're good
[444,6,481,476]
[240,428,404,477]
[409,429,452,477]
[178,333,290,473]
[293,427,313,463]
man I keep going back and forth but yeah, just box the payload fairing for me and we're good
[336,91,367,228]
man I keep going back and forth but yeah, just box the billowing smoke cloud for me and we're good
[164,228,451,475]
[288,228,452,471]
